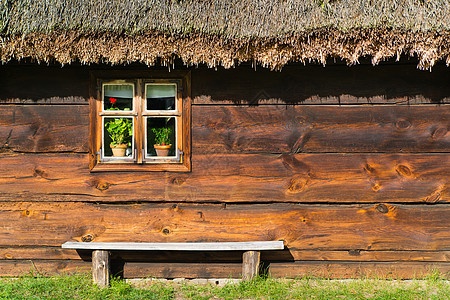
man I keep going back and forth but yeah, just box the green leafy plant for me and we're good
[152,127,172,145]
[105,118,133,147]
[105,97,133,147]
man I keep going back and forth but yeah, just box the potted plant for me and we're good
[152,127,172,156]
[105,98,133,157]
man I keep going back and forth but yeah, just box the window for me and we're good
[89,71,191,172]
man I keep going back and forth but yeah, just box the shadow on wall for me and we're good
[192,60,450,105]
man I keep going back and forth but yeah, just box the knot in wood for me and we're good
[348,249,361,256]
[375,203,389,214]
[396,165,412,177]
[363,163,376,174]
[24,210,31,216]
[81,233,95,242]
[170,177,185,186]
[287,176,307,193]
[425,192,441,204]
[96,182,110,191]
[432,127,447,140]
[396,119,411,130]
[162,227,171,235]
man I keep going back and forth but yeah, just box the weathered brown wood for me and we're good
[1,105,448,153]
[242,251,260,280]
[2,247,449,262]
[193,105,449,153]
[269,262,450,279]
[92,250,110,287]
[0,202,449,252]
[0,260,447,279]
[0,106,89,152]
[0,153,447,203]
[123,261,450,279]
[0,65,89,104]
[192,64,450,105]
[0,260,90,276]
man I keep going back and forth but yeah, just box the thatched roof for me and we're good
[1,0,450,69]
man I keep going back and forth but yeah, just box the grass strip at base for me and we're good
[0,273,449,300]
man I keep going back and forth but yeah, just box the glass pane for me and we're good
[103,117,134,158]
[146,84,176,111]
[146,117,176,157]
[103,84,133,111]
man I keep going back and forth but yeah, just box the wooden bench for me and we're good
[62,241,284,287]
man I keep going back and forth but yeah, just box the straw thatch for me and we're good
[2,0,450,69]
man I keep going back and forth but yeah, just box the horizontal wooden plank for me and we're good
[0,260,90,277]
[1,260,447,279]
[1,105,448,153]
[2,247,449,263]
[268,262,450,279]
[193,105,449,153]
[62,241,284,251]
[0,65,89,104]
[0,105,89,152]
[0,153,447,203]
[124,261,450,279]
[0,202,449,253]
[192,64,450,105]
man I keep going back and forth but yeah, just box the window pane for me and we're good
[103,117,134,158]
[146,84,176,111]
[146,117,176,157]
[103,84,133,111]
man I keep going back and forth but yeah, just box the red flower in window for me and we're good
[109,97,117,104]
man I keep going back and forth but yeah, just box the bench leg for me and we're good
[92,250,110,288]
[242,250,260,281]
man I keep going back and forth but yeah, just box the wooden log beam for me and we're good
[0,106,89,153]
[0,65,89,105]
[192,65,450,105]
[123,261,450,279]
[0,260,448,279]
[2,247,450,262]
[193,105,449,154]
[0,202,449,252]
[1,105,448,153]
[0,153,447,203]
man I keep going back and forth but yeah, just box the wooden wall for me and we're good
[0,63,449,279]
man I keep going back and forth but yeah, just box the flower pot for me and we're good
[154,144,171,156]
[111,144,128,157]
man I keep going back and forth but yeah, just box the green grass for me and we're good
[0,274,449,300]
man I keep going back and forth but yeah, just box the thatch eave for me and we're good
[2,0,450,69]
[1,28,450,70]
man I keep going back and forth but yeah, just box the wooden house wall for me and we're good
[0,63,449,279]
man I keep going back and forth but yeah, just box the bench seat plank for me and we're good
[62,241,284,251]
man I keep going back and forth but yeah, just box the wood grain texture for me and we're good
[92,250,110,287]
[193,105,449,153]
[0,65,89,104]
[0,153,447,203]
[62,241,284,251]
[0,260,447,279]
[0,260,90,276]
[0,105,89,152]
[123,261,450,279]
[242,251,260,280]
[192,64,450,105]
[1,105,447,153]
[0,202,449,252]
[2,248,449,262]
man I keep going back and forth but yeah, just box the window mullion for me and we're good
[136,80,144,164]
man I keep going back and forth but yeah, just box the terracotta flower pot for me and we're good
[111,144,128,157]
[154,144,171,156]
